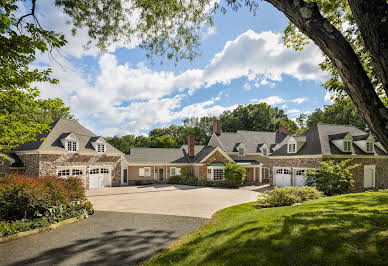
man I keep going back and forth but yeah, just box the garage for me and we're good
[89,168,111,189]
[294,169,308,187]
[273,168,291,187]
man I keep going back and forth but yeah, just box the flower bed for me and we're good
[0,175,94,237]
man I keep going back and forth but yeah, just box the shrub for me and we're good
[306,159,360,195]
[0,175,89,221]
[224,163,246,188]
[167,176,181,184]
[257,187,322,207]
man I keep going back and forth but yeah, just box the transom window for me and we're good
[288,143,296,153]
[238,147,245,156]
[97,144,106,153]
[90,168,99,174]
[58,169,70,176]
[66,141,77,152]
[72,169,83,175]
[366,142,374,153]
[343,141,352,152]
[262,167,270,180]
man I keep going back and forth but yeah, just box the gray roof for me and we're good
[13,119,122,154]
[208,130,288,153]
[125,145,205,164]
[271,124,388,156]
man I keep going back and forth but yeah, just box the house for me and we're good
[124,121,388,191]
[0,119,126,189]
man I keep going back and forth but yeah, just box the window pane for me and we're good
[213,169,224,180]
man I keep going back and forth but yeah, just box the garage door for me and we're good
[89,168,111,189]
[294,169,308,187]
[274,168,291,187]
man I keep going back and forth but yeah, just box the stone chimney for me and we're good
[188,135,195,157]
[279,126,289,135]
[213,120,221,135]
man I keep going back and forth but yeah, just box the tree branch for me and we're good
[347,0,388,96]
[265,0,388,149]
[16,0,37,29]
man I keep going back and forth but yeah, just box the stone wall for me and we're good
[199,150,231,180]
[0,159,10,177]
[18,154,40,177]
[323,157,388,191]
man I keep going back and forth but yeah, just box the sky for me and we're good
[28,0,333,136]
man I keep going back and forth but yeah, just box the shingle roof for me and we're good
[13,119,122,154]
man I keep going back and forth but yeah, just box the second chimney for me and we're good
[188,135,195,157]
[279,126,289,135]
[213,120,221,135]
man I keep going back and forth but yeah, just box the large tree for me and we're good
[52,0,388,150]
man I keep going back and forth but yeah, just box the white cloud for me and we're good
[243,83,252,91]
[202,26,216,40]
[251,96,285,105]
[287,109,301,114]
[290,97,306,104]
[324,91,334,102]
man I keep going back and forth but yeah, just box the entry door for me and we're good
[158,168,164,182]
[364,165,375,188]
[274,168,292,187]
[122,169,128,185]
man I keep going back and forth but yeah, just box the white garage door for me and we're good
[274,168,291,187]
[294,169,308,187]
[89,168,111,189]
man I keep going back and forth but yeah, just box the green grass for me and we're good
[145,192,388,265]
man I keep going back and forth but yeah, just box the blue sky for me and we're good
[31,0,333,136]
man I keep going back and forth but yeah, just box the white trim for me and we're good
[207,166,225,181]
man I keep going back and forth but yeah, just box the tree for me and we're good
[1,0,70,157]
[52,0,388,150]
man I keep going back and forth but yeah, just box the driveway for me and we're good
[87,184,265,218]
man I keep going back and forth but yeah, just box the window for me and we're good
[283,169,291,175]
[0,173,5,177]
[58,169,70,176]
[97,144,106,153]
[275,169,283,174]
[238,147,245,156]
[295,169,306,176]
[262,148,267,156]
[170,167,176,176]
[139,167,151,177]
[366,142,374,153]
[213,169,224,180]
[262,168,270,180]
[207,168,212,179]
[90,168,99,174]
[72,169,83,175]
[343,140,352,152]
[123,169,128,184]
[288,143,296,153]
[100,168,109,174]
[66,141,77,152]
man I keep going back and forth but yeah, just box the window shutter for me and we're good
[176,168,181,175]
[139,168,145,176]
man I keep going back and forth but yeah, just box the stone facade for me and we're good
[0,159,11,177]
[18,154,40,177]
[198,150,232,180]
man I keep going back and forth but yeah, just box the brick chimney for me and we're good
[213,120,221,135]
[279,126,289,135]
[188,135,195,157]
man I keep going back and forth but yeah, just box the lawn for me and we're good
[145,191,388,265]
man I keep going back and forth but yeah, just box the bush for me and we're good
[224,163,246,188]
[0,175,88,221]
[167,176,181,184]
[257,187,322,207]
[306,159,360,195]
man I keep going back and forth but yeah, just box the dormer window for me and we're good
[238,147,245,156]
[288,143,296,153]
[366,142,374,153]
[343,140,352,152]
[262,147,267,156]
[97,144,106,153]
[66,141,77,152]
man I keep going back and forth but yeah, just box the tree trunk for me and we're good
[347,0,388,96]
[266,0,388,150]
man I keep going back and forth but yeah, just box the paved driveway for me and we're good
[87,184,265,218]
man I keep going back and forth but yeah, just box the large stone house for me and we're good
[125,121,388,191]
[0,119,126,189]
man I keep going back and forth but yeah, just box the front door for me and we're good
[122,168,128,185]
[364,165,375,188]
[159,168,164,182]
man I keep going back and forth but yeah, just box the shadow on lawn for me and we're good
[151,193,388,265]
[9,228,178,266]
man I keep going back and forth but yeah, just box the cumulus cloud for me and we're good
[250,96,307,106]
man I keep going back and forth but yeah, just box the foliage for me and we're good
[145,192,388,265]
[0,175,89,221]
[0,0,73,156]
[0,219,50,238]
[296,98,368,131]
[257,186,322,208]
[166,174,233,188]
[224,163,246,188]
[306,159,360,195]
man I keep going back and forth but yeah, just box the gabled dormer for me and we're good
[259,144,268,156]
[329,132,353,153]
[353,134,375,154]
[90,136,106,154]
[287,136,306,154]
[60,133,79,153]
[237,143,245,156]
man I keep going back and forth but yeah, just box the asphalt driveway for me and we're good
[0,211,206,265]
[86,184,264,218]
